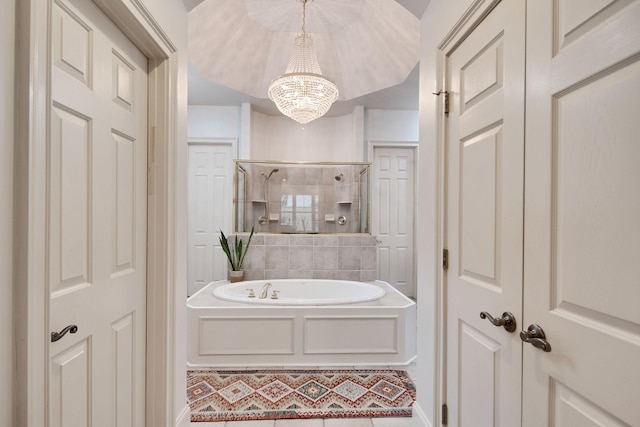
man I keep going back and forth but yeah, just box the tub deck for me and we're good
[187,280,416,367]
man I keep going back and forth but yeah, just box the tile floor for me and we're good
[191,417,414,426]
[189,363,418,427]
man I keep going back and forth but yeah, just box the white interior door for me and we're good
[523,1,640,425]
[48,0,148,425]
[372,146,416,297]
[444,1,525,425]
[188,143,234,296]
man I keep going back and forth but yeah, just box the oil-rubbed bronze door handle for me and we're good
[520,324,552,352]
[51,325,78,342]
[479,311,517,332]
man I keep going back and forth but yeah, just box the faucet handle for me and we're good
[270,290,280,299]
[246,288,256,298]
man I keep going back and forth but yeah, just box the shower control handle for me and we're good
[479,311,517,333]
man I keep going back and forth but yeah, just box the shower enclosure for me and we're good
[234,161,371,234]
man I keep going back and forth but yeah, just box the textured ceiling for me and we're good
[185,0,429,116]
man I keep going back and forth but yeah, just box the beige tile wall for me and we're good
[236,234,378,282]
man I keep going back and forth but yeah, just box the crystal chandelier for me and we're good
[268,0,339,125]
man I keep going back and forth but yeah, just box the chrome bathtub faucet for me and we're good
[259,282,272,299]
[270,290,280,299]
[246,289,255,298]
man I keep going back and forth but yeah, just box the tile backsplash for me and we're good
[234,234,378,282]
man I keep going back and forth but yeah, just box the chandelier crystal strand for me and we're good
[268,0,339,125]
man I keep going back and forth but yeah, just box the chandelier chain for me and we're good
[302,0,306,34]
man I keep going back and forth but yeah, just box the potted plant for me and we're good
[219,227,255,282]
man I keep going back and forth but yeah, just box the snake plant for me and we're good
[219,227,255,271]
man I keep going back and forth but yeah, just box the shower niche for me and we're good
[234,160,371,234]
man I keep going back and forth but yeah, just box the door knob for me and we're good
[479,311,517,332]
[520,324,551,352]
[51,325,78,342]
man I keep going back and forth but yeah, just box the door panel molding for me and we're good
[440,1,526,426]
[368,141,418,298]
[524,1,640,425]
[459,322,501,426]
[50,0,149,424]
[15,1,181,426]
[187,138,237,296]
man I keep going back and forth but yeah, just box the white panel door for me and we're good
[523,1,640,425]
[444,1,525,425]
[48,0,148,426]
[373,146,416,297]
[188,143,233,296]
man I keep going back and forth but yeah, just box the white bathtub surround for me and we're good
[234,233,378,282]
[187,280,416,367]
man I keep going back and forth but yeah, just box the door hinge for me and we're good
[432,90,450,115]
[444,91,450,115]
[443,248,449,270]
[442,403,448,425]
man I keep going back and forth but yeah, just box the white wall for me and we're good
[250,107,364,162]
[367,109,419,142]
[188,105,241,139]
[1,2,15,426]
[414,0,479,426]
[187,105,419,163]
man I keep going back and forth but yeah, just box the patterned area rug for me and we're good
[187,369,416,422]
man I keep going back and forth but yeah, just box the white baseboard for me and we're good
[175,404,191,427]
[412,402,433,427]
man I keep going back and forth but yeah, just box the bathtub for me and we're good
[213,279,386,305]
[187,279,416,367]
